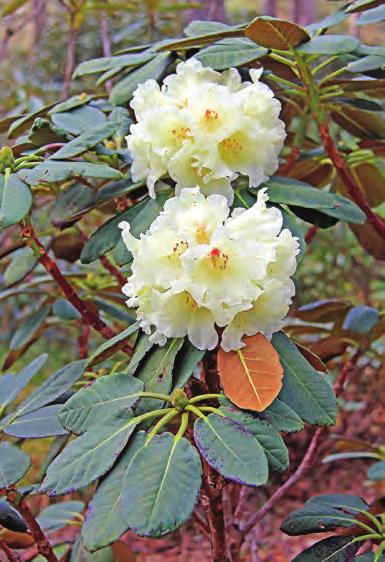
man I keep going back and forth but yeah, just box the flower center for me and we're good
[203,108,219,130]
[209,247,228,270]
[171,126,191,141]
[172,240,189,256]
[196,226,210,244]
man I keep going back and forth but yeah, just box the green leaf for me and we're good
[74,52,154,77]
[184,20,233,36]
[51,105,106,135]
[259,398,304,433]
[52,183,95,227]
[172,340,205,390]
[19,161,122,184]
[347,55,385,73]
[10,305,51,350]
[342,305,380,333]
[0,354,47,409]
[59,374,144,435]
[50,122,120,160]
[80,198,149,264]
[0,174,32,228]
[357,5,385,24]
[4,405,67,438]
[86,323,139,368]
[307,10,347,33]
[219,401,289,472]
[272,332,337,426]
[41,409,138,496]
[8,102,56,138]
[356,555,385,562]
[82,431,146,551]
[291,536,359,562]
[4,248,37,286]
[49,94,93,114]
[135,338,184,415]
[195,38,267,70]
[296,35,359,55]
[110,53,173,106]
[52,299,81,321]
[367,460,385,480]
[245,17,310,50]
[0,442,31,486]
[122,433,202,537]
[281,494,367,535]
[126,332,154,376]
[194,414,268,486]
[257,176,366,224]
[11,360,86,418]
[0,501,28,533]
[280,206,306,263]
[37,500,84,532]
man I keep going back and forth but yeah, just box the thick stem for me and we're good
[201,463,231,562]
[77,322,90,359]
[305,224,319,244]
[0,538,23,562]
[20,223,132,355]
[5,492,58,562]
[100,255,126,288]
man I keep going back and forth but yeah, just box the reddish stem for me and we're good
[5,492,58,562]
[100,255,126,288]
[20,223,132,355]
[278,146,300,176]
[0,538,23,562]
[318,122,385,239]
[77,322,91,359]
[305,225,319,244]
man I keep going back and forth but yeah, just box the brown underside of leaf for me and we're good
[245,18,310,51]
[217,333,283,412]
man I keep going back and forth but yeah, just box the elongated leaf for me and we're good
[4,248,37,286]
[0,501,28,533]
[86,322,139,368]
[135,338,184,415]
[0,443,31,486]
[50,122,120,160]
[82,431,146,551]
[0,354,47,409]
[19,161,122,184]
[172,341,204,390]
[296,35,359,54]
[259,398,304,433]
[281,494,367,535]
[346,0,384,13]
[292,536,359,562]
[0,174,32,228]
[219,400,289,472]
[126,332,154,376]
[37,501,84,532]
[59,374,144,434]
[245,17,310,50]
[80,198,149,264]
[218,333,283,412]
[259,177,366,224]
[195,38,267,70]
[122,433,202,537]
[51,105,106,135]
[49,94,93,114]
[110,53,173,106]
[357,4,385,24]
[10,305,51,350]
[367,460,385,480]
[272,332,337,426]
[4,405,67,438]
[11,360,86,418]
[41,409,138,495]
[296,299,351,323]
[342,305,379,333]
[194,414,268,486]
[74,52,154,77]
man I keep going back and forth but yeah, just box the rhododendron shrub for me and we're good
[0,4,384,562]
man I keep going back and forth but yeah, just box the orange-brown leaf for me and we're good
[218,333,283,412]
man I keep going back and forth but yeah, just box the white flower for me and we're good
[126,58,286,204]
[120,187,299,351]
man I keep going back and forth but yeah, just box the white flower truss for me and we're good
[126,58,286,204]
[119,188,299,351]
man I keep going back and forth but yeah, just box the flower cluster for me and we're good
[120,188,299,351]
[126,58,286,204]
